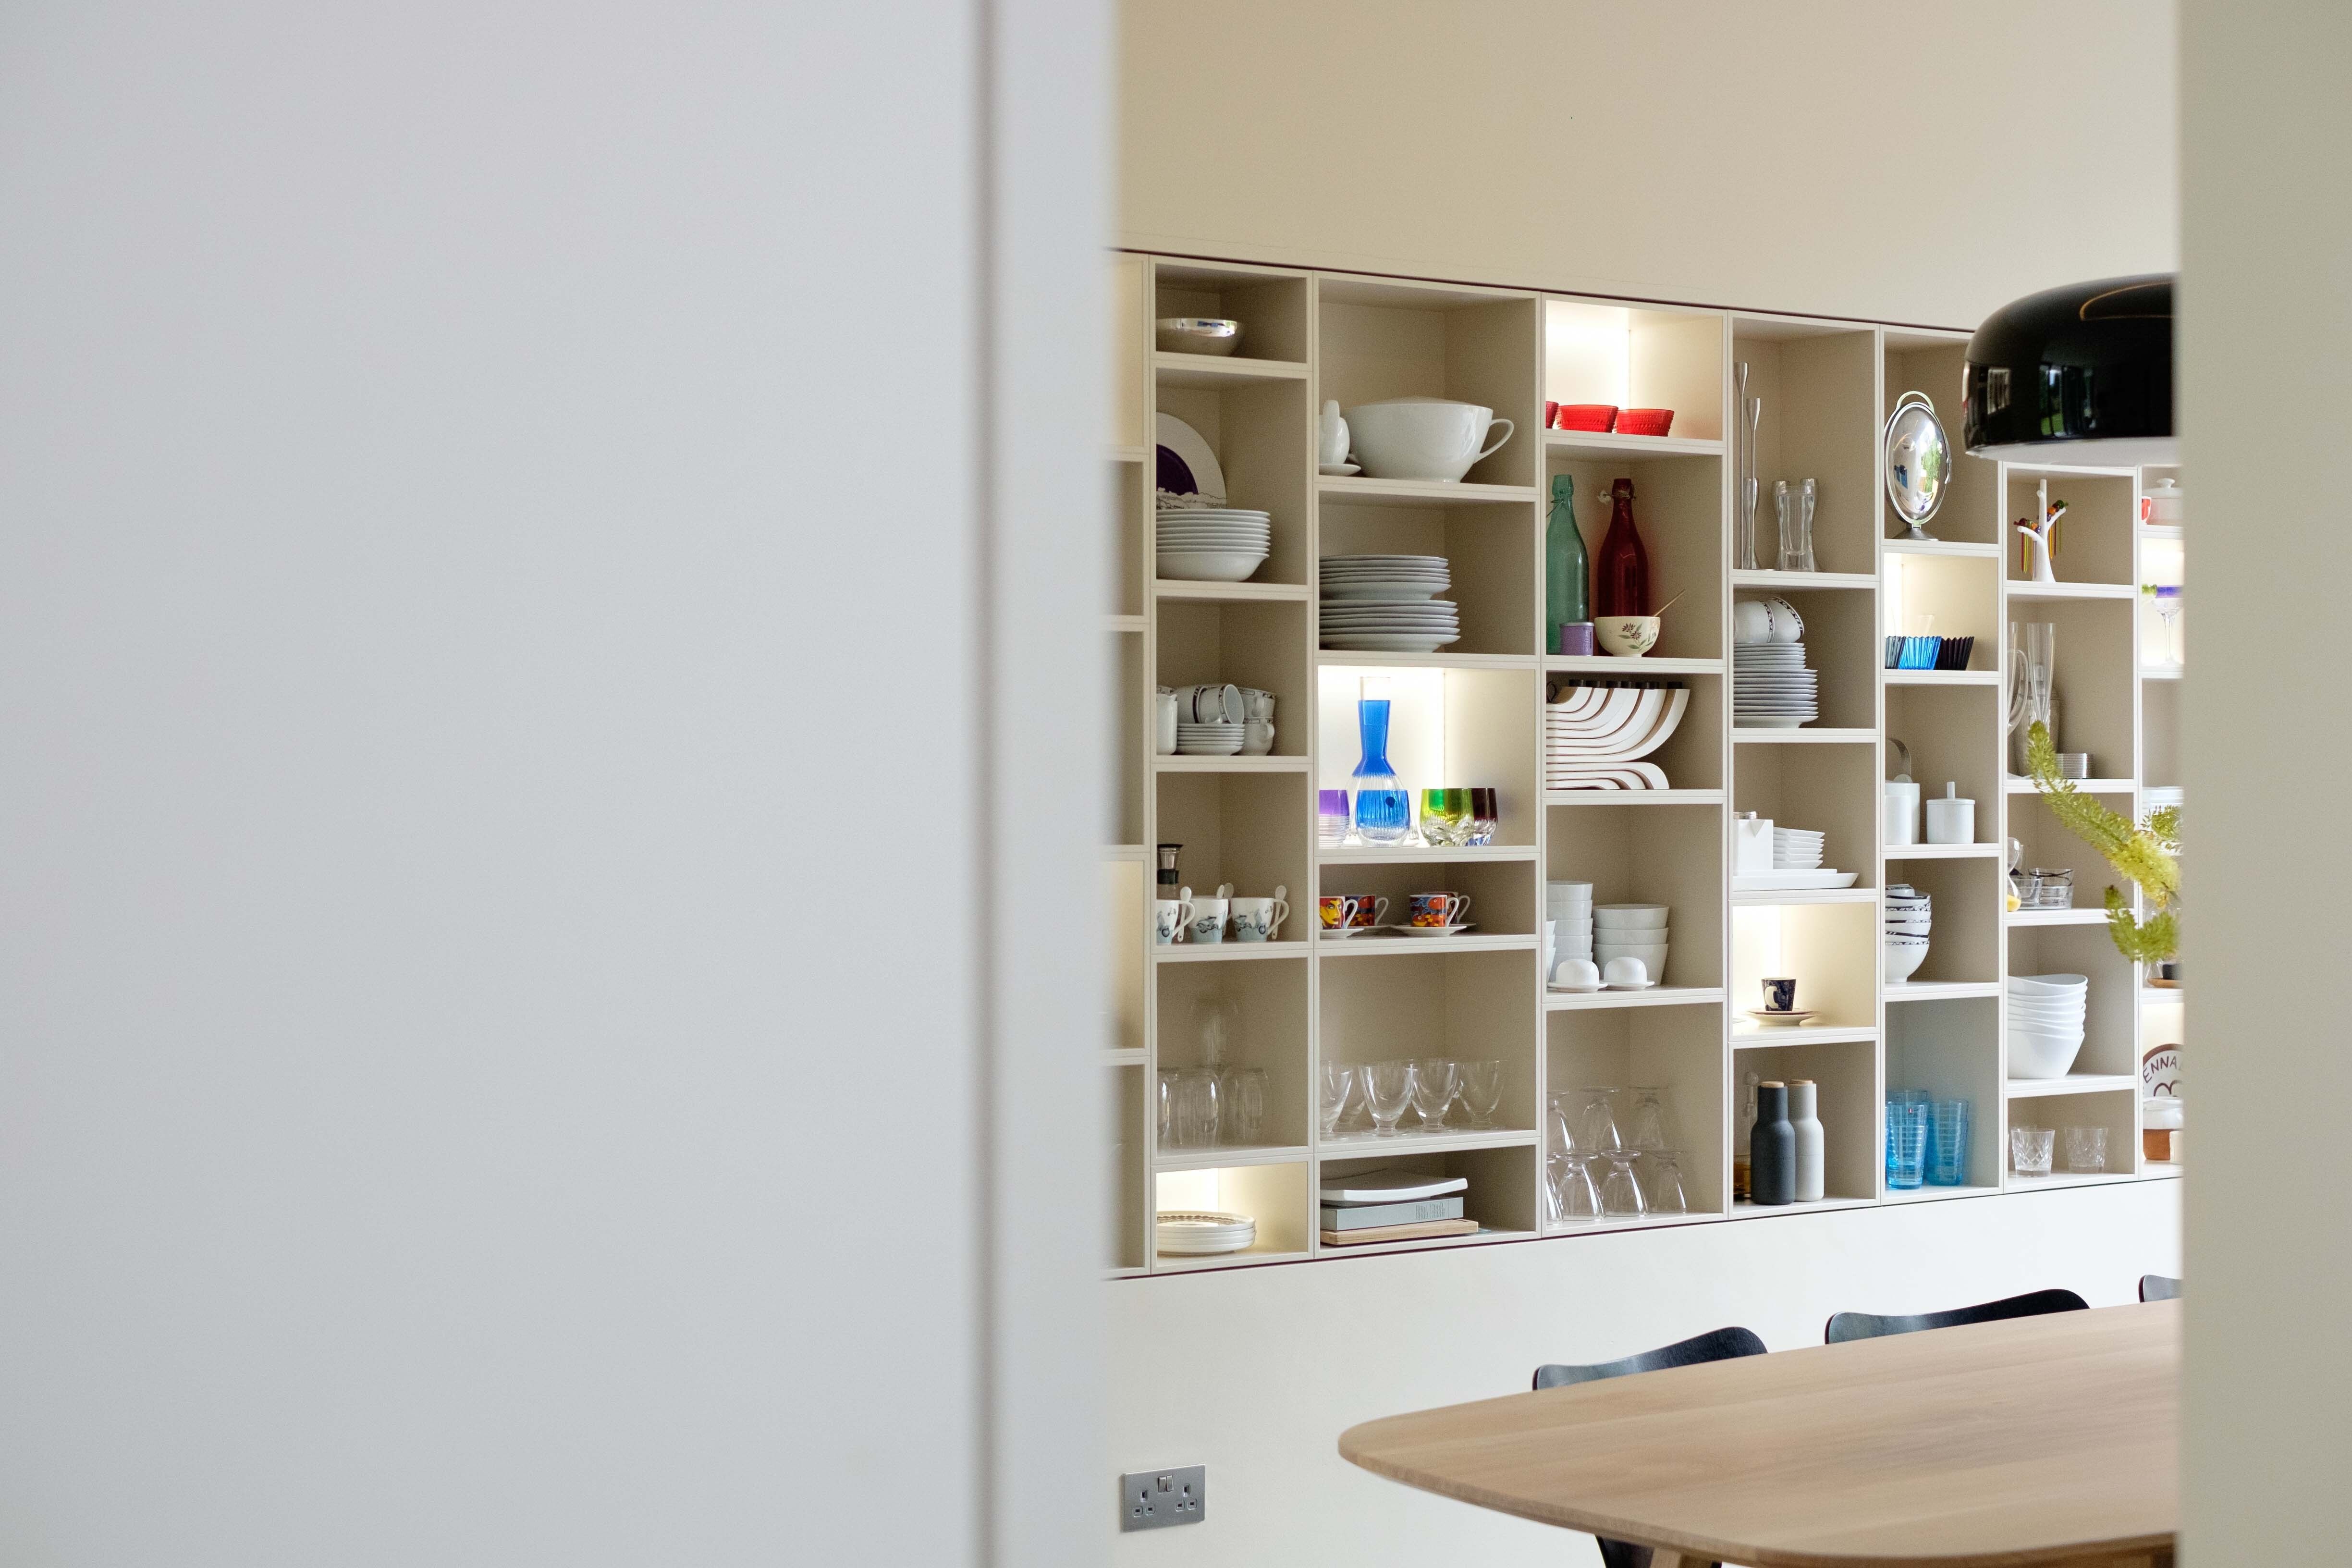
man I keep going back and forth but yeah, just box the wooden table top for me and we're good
[1339,1300,2179,1568]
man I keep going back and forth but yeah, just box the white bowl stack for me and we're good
[1546,882,1593,972]
[2007,973,2088,1078]
[1774,827,1824,870]
[1884,882,1931,982]
[1593,903,1668,983]
[1733,639,1818,727]
[1318,555,1460,653]
[1156,503,1271,582]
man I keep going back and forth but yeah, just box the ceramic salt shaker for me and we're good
[1750,1081,1795,1206]
[1788,1079,1825,1202]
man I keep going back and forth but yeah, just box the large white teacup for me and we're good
[1344,397,1515,482]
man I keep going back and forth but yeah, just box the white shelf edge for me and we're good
[1315,476,1539,507]
[1727,1194,1881,1218]
[2141,986,2186,1005]
[1316,1128,1538,1158]
[2007,775,2135,794]
[1317,933,1539,957]
[2007,907,2110,927]
[1883,669,2001,686]
[1102,612,1146,633]
[1154,578,1309,602]
[1544,985,1725,1011]
[2139,665,2183,680]
[1107,444,1150,464]
[1151,755,1310,773]
[1315,650,1535,670]
[1545,655,1723,674]
[2004,1074,2137,1099]
[1150,351,1309,385]
[1152,1248,1311,1274]
[1544,789,1725,805]
[1152,1143,1311,1173]
[2003,1170,2142,1192]
[1733,728,1877,745]
[1152,942,1309,964]
[2003,580,2136,600]
[1542,430,1724,458]
[1542,1210,1726,1237]
[1732,1026,1877,1046]
[1100,843,1148,861]
[1885,981,2003,1001]
[1731,569,1877,590]
[1102,1048,1147,1067]
[1317,844,1539,863]
[1882,538,2001,558]
[1315,1227,1541,1259]
[1883,1183,2004,1204]
[1732,887,1878,906]
[1885,843,2003,859]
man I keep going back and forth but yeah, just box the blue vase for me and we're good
[1352,680,1410,844]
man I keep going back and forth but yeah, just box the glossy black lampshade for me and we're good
[1963,274,2175,465]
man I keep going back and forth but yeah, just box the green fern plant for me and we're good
[2023,720,2179,964]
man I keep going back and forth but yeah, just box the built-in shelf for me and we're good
[1152,754,1309,773]
[1153,942,1307,964]
[1544,1210,1725,1237]
[2140,1164,2184,1181]
[1317,933,1539,957]
[2007,1074,2137,1099]
[1885,843,2003,859]
[1733,727,1877,745]
[2008,907,2112,927]
[1108,444,1151,465]
[1318,844,1540,864]
[1103,613,1146,634]
[1315,650,1534,670]
[1731,569,1877,591]
[1883,1183,2003,1204]
[1102,1048,1148,1067]
[1153,1249,1311,1274]
[1316,1128,1537,1157]
[1729,1195,1880,1219]
[1545,655,1723,675]
[1883,538,2000,559]
[2142,986,2185,1006]
[2140,523,2184,543]
[1546,789,1725,806]
[1151,352,1309,387]
[2006,1170,2141,1192]
[1155,578,1309,602]
[1885,980,2003,1002]
[1884,669,2000,686]
[1316,476,1539,508]
[2140,665,2183,681]
[1154,1142,1310,1172]
[1102,843,1148,861]
[1732,1025,1877,1046]
[2008,775,2134,794]
[1544,985,1725,1011]
[1323,1227,1537,1258]
[1543,429,1724,459]
[2004,580,2137,600]
[1733,887,1878,906]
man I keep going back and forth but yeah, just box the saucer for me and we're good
[1745,1008,1818,1026]
[1605,978,1660,991]
[1546,980,1605,993]
[1320,923,1388,939]
[1318,462,1362,476]
[1393,922,1477,938]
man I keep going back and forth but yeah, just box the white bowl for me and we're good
[1883,940,1929,982]
[1593,904,1669,929]
[1155,318,1242,355]
[2007,1028,2087,1079]
[1345,397,1514,482]
[1156,550,1267,583]
[2007,972,2090,996]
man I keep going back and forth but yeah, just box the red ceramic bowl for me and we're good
[1555,404,1617,432]
[1617,407,1675,437]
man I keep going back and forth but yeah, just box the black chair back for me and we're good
[2139,1273,2182,1301]
[1532,1326,1768,1568]
[1824,1287,2088,1344]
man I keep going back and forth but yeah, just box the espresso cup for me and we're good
[1409,891,1471,928]
[1241,720,1275,756]
[1154,898,1195,945]
[1331,894,1388,930]
[1230,895,1289,942]
[1188,897,1230,943]
[1175,683,1242,725]
[1762,976,1798,1012]
[1317,894,1354,929]
[1238,687,1276,725]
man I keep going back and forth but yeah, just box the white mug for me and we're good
[1154,898,1195,944]
[1155,692,1179,756]
[1230,895,1288,942]
[1238,687,1276,724]
[1241,720,1275,755]
[1188,898,1230,943]
[1175,683,1242,724]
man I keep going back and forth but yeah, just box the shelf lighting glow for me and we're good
[1544,301,1632,409]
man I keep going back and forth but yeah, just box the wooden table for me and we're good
[1339,1300,2178,1568]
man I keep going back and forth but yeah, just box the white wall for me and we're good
[1111,6,2183,1562]
[0,4,1107,1564]
[2178,2,2352,1560]
[1122,0,2177,328]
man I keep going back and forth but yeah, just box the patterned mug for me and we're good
[1409,892,1471,928]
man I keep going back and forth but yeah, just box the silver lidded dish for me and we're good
[1882,390,1952,542]
[1156,317,1242,356]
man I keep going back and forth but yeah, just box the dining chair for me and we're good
[1533,1326,1768,1568]
[2139,1273,2182,1301]
[1824,1287,2088,1344]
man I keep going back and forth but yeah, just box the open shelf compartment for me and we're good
[1543,451,1725,659]
[1882,332,1998,548]
[1731,1032,1880,1205]
[1733,741,1879,895]
[1886,995,2001,1192]
[1545,297,1726,443]
[1315,1145,1539,1251]
[1317,493,1536,659]
[1732,899,1878,1034]
[1544,800,1725,991]
[1545,1003,1727,1220]
[1317,664,1539,847]
[1731,318,1880,576]
[1154,1160,1311,1266]
[1318,280,1541,490]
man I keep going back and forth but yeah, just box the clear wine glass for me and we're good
[1175,1066,1219,1149]
[1365,1060,1416,1138]
[1217,1066,1265,1146]
[1625,1086,1670,1152]
[1318,1061,1358,1139]
[1598,1149,1647,1218]
[1409,1058,1458,1132]
[1545,1093,1602,1224]
[1644,1149,1689,1214]
[1455,1059,1504,1129]
[1577,1087,1623,1153]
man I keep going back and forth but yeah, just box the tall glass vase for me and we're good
[1351,677,1411,843]
[2008,621,2057,773]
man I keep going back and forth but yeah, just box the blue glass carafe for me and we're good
[1351,677,1411,843]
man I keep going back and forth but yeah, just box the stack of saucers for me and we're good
[1156,505,1271,583]
[2007,973,2088,1079]
[1733,639,1818,727]
[1775,827,1825,870]
[1176,720,1245,756]
[1546,882,1593,980]
[1319,555,1460,653]
[1593,903,1669,984]
[1884,882,1931,981]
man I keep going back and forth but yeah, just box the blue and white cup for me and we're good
[1188,897,1230,943]
[1154,898,1195,945]
[1230,895,1288,942]
[1762,976,1798,1012]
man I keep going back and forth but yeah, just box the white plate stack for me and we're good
[2007,973,2088,1078]
[1884,883,1931,981]
[1733,640,1818,727]
[1543,681,1690,790]
[1154,1209,1257,1256]
[1775,827,1825,870]
[1319,555,1460,652]
[1593,903,1668,983]
[1157,505,1271,582]
[1176,721,1244,756]
[1546,882,1593,975]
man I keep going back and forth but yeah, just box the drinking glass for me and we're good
[1927,1098,1972,1186]
[1598,1150,1648,1218]
[1175,1067,1220,1149]
[1886,1088,1929,1181]
[1643,1150,1689,1214]
[1577,1087,1623,1154]
[1624,1086,1670,1152]
[2064,1125,2107,1173]
[1467,787,1499,846]
[2010,1124,2055,1176]
[1409,1058,1459,1131]
[1365,1060,1416,1138]
[1157,1069,1176,1145]
[1887,1099,1929,1189]
[1318,1061,1359,1139]
[1217,1066,1266,1146]
[1317,789,1351,847]
[1195,992,1241,1066]
[1545,1092,1601,1224]
[1455,1059,1504,1129]
[1419,788,1471,846]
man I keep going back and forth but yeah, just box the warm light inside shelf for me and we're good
[1316,666,1449,797]
[1544,301,1632,408]
[1157,1169,1221,1211]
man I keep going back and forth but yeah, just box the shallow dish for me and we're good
[1157,550,1267,583]
[1745,1008,1819,1027]
[1155,318,1242,356]
[1154,1210,1257,1254]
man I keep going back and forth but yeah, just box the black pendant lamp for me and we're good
[1963,274,2175,465]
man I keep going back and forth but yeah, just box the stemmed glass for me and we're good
[1365,1061,1416,1138]
[1597,1150,1648,1218]
[1544,1092,1601,1224]
[1217,1066,1266,1146]
[1645,1150,1689,1214]
[1409,1058,1459,1132]
[1577,1087,1623,1155]
[1454,1059,1504,1130]
[1318,1061,1359,1139]
[1624,1086,1670,1152]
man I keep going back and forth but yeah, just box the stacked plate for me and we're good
[1545,882,1594,982]
[1156,506,1271,583]
[1176,722,1245,756]
[2007,973,2088,1079]
[1154,1209,1257,1256]
[1885,883,1932,981]
[1594,903,1668,985]
[1733,641,1818,727]
[1320,555,1459,652]
[1775,827,1825,870]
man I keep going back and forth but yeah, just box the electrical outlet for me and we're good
[1119,1465,1206,1531]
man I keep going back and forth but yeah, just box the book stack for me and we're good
[1319,1167,1478,1247]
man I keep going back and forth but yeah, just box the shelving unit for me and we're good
[1101,258,2180,1275]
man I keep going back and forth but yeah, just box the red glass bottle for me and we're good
[1594,477,1650,617]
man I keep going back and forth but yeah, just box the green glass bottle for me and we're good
[1545,473,1588,652]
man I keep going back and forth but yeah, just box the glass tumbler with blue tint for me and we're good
[1887,1100,1929,1189]
[1886,1088,1929,1182]
[1927,1099,1972,1186]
